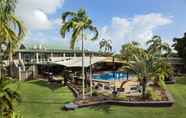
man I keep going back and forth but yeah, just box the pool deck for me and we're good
[92,75,138,87]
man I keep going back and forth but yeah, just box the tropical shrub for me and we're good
[92,91,98,96]
[0,79,21,118]
[146,87,161,101]
[114,94,128,100]
[159,79,166,90]
[173,33,186,64]
[146,35,171,57]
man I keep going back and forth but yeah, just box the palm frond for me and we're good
[87,25,98,41]
[60,21,73,38]
[70,27,82,49]
[62,11,76,22]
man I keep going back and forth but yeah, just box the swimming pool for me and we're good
[93,71,129,81]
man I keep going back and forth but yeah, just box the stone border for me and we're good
[78,100,174,108]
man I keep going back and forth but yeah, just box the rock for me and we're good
[64,103,78,110]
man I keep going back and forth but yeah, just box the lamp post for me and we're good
[82,29,85,99]
[112,54,117,95]
[89,54,93,96]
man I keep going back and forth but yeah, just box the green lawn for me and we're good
[12,77,186,118]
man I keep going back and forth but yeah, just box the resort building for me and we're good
[11,46,112,80]
[8,45,185,80]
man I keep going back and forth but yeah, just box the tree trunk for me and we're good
[89,55,93,96]
[82,29,85,99]
[142,77,147,99]
[0,67,1,80]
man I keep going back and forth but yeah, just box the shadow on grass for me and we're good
[175,77,186,85]
[28,80,63,91]
[22,100,64,104]
[90,104,112,113]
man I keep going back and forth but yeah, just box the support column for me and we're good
[63,53,66,57]
[18,52,22,80]
[36,52,39,63]
[18,52,22,60]
[32,64,37,79]
[74,53,76,57]
[18,66,22,81]
[49,53,53,61]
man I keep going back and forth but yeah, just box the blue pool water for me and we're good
[93,71,128,81]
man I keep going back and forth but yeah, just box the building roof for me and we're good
[16,49,108,56]
[48,57,109,67]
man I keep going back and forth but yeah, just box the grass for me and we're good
[11,77,186,118]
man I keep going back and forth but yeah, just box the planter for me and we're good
[75,89,174,108]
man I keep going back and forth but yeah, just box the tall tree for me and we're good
[121,43,173,98]
[146,35,171,57]
[121,46,150,98]
[99,39,112,52]
[60,8,98,99]
[173,33,186,64]
[120,41,142,61]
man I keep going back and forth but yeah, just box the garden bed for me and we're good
[75,90,174,107]
[67,83,174,108]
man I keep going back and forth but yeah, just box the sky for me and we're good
[15,0,186,52]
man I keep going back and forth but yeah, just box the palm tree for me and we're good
[122,49,153,98]
[120,42,143,80]
[0,0,26,77]
[120,41,141,61]
[60,8,98,99]
[121,44,173,98]
[153,58,174,86]
[99,39,112,52]
[146,35,171,57]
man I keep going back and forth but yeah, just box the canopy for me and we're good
[49,57,109,67]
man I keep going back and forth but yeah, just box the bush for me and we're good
[159,79,166,90]
[114,94,128,100]
[92,91,98,96]
[146,87,162,101]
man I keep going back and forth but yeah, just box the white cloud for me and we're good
[16,0,64,30]
[100,13,173,51]
[23,31,68,49]
[53,18,63,26]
